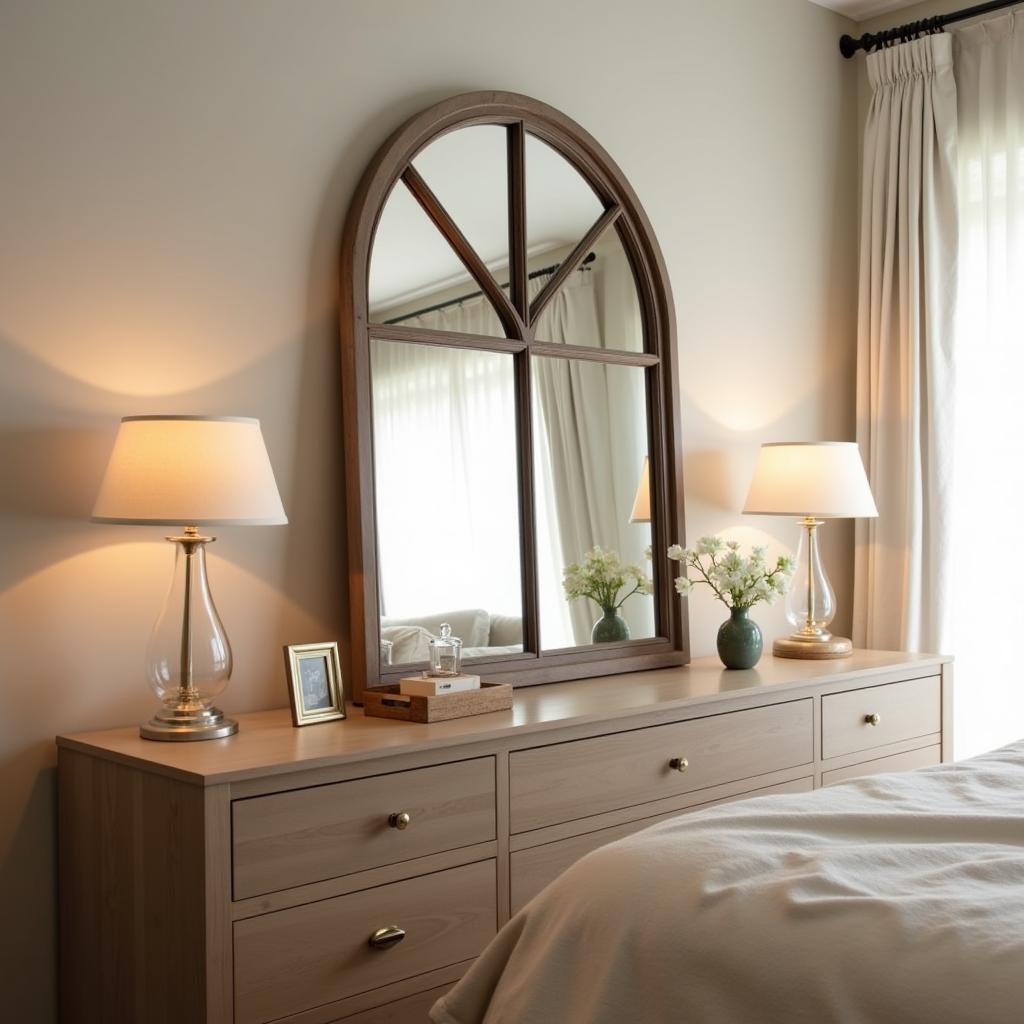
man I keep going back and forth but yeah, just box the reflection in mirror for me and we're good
[532,358,655,649]
[368,126,509,337]
[531,228,644,352]
[371,340,524,665]
[412,125,508,281]
[525,132,603,272]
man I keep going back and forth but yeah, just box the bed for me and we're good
[431,742,1024,1024]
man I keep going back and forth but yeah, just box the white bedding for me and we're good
[432,742,1024,1024]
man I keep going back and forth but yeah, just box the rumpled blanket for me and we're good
[432,742,1024,1023]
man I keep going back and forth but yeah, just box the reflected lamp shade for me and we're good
[743,442,877,519]
[93,415,287,525]
[743,442,876,661]
[93,415,287,742]
[629,456,651,524]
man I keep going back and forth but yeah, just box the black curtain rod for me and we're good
[839,0,1020,58]
[383,251,596,325]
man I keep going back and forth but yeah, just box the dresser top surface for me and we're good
[56,650,949,785]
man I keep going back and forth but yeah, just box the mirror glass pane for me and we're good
[531,227,644,352]
[412,124,509,279]
[525,131,603,271]
[372,339,524,664]
[368,178,505,336]
[531,357,655,650]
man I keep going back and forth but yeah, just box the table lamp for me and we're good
[743,442,877,659]
[93,415,287,740]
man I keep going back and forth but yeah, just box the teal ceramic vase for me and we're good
[592,606,630,643]
[717,606,763,669]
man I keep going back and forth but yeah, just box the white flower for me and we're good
[674,576,692,595]
[667,543,686,561]
[726,540,740,551]
[563,548,651,610]
[695,536,725,556]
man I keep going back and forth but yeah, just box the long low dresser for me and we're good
[57,650,952,1023]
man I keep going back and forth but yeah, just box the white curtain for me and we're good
[371,326,522,619]
[532,261,653,647]
[378,247,650,649]
[949,12,1024,756]
[532,272,621,646]
[853,35,959,654]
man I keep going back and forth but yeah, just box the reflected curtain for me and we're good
[532,271,617,645]
[371,321,521,620]
[949,12,1024,755]
[853,35,959,654]
[387,249,649,649]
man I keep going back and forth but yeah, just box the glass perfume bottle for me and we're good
[428,623,462,677]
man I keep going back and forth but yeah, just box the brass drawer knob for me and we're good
[388,811,411,830]
[865,713,881,726]
[368,925,406,950]
[669,756,689,773]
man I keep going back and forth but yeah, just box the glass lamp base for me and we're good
[140,704,238,741]
[773,635,853,660]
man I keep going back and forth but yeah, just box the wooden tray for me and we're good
[362,682,513,723]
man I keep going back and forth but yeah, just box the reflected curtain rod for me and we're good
[383,251,596,325]
[839,0,1020,58]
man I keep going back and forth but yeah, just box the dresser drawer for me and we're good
[232,757,495,899]
[510,775,813,913]
[509,699,812,834]
[233,859,496,1024]
[822,744,941,786]
[821,676,940,760]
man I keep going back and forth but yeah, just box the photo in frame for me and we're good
[283,641,346,726]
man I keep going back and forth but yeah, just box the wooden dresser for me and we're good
[58,650,952,1024]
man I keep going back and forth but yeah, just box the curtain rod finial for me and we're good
[839,33,861,59]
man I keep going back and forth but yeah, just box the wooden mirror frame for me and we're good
[340,91,688,702]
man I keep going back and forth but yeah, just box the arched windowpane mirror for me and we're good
[525,134,645,353]
[367,178,507,336]
[341,92,688,701]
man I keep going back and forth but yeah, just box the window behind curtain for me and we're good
[951,14,1024,756]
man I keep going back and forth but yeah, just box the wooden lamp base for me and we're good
[773,635,853,660]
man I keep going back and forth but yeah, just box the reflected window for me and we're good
[371,340,524,665]
[532,358,654,649]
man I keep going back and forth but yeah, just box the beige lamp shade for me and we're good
[743,442,877,519]
[629,456,651,524]
[92,415,287,525]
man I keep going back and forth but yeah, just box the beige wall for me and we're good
[0,0,858,1016]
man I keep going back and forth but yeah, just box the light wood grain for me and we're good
[816,733,941,777]
[233,860,496,1024]
[58,748,219,1023]
[510,776,813,913]
[328,982,454,1023]
[941,662,955,762]
[267,962,469,1024]
[508,763,815,852]
[821,675,941,759]
[58,650,952,1022]
[363,683,512,723]
[232,842,497,922]
[509,699,812,833]
[56,652,950,787]
[233,757,495,899]
[821,744,942,786]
